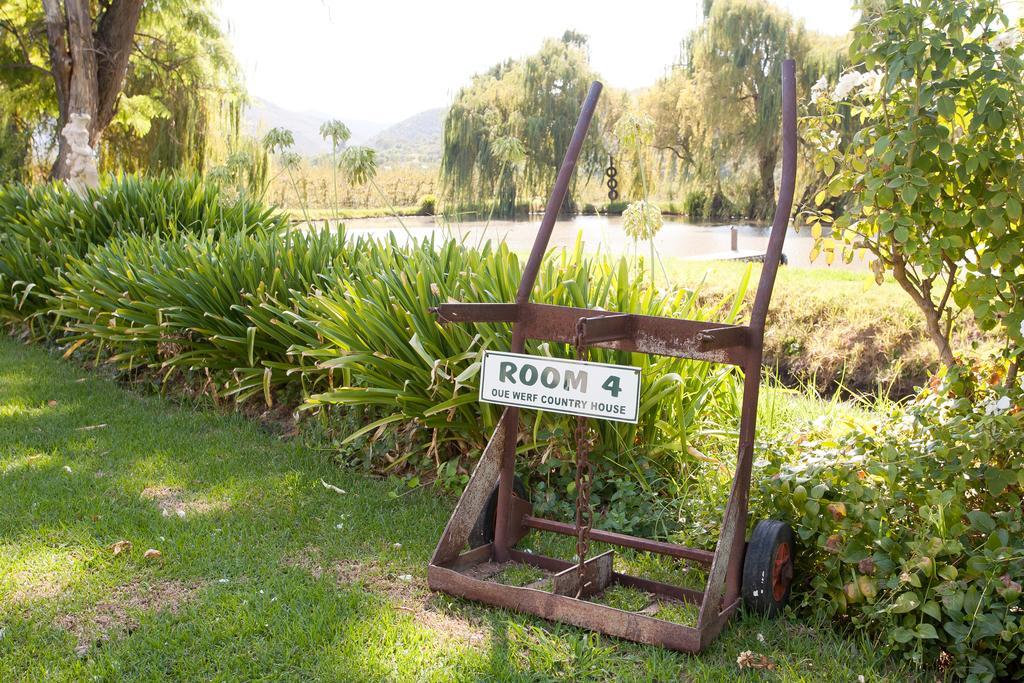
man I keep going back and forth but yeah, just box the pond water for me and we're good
[338,214,865,271]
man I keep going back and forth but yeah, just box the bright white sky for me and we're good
[217,1,857,124]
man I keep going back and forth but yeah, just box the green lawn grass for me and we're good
[0,336,925,682]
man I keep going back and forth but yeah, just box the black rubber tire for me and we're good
[467,476,528,548]
[742,520,795,617]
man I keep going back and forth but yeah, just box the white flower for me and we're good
[992,28,1022,52]
[984,395,1012,415]
[858,70,884,96]
[832,70,884,101]
[1019,319,1024,339]
[832,71,864,100]
[811,76,829,103]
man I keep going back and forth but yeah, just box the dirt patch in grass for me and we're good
[283,547,487,645]
[140,486,229,518]
[6,570,70,604]
[55,579,203,654]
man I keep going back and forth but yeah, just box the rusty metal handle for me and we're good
[748,60,797,334]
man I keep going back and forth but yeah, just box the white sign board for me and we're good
[479,351,641,423]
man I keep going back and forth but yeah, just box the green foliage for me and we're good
[692,0,808,218]
[416,194,437,216]
[805,0,1024,365]
[441,34,604,216]
[0,0,243,177]
[636,0,845,219]
[45,209,745,504]
[338,147,378,187]
[0,175,284,323]
[0,115,29,183]
[53,227,351,402]
[680,188,734,220]
[285,236,746,479]
[319,120,352,151]
[761,365,1024,680]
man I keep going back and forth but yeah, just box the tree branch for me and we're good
[0,62,53,77]
[94,0,144,132]
[40,0,71,120]
[0,16,35,66]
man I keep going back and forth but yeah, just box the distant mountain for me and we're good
[244,98,387,157]
[367,107,446,166]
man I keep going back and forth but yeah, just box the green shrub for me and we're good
[53,227,746,500]
[0,175,285,325]
[682,188,733,220]
[417,194,437,216]
[602,200,629,215]
[761,365,1024,680]
[581,202,597,215]
[281,236,746,480]
[683,189,709,219]
[52,226,353,403]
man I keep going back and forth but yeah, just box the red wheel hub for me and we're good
[771,542,793,601]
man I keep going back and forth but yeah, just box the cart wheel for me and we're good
[468,476,528,548]
[742,520,795,616]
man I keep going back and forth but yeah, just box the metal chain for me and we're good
[573,318,594,597]
[605,155,619,201]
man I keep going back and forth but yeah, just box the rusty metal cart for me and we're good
[427,60,798,652]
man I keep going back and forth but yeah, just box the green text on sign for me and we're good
[479,351,641,423]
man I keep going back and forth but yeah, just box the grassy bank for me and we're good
[666,260,988,397]
[0,336,925,681]
[286,205,426,221]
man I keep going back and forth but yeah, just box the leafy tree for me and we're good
[805,0,1024,371]
[692,0,809,219]
[637,2,845,219]
[102,1,243,175]
[441,34,604,216]
[0,0,240,178]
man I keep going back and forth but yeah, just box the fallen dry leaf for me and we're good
[737,650,775,671]
[110,540,132,556]
[143,549,162,560]
[321,479,346,495]
[76,424,107,431]
[47,400,58,407]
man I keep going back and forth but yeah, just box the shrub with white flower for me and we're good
[830,69,884,101]
[992,27,1022,51]
[802,0,1024,375]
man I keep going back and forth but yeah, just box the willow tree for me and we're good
[692,0,809,218]
[441,32,605,216]
[102,1,244,175]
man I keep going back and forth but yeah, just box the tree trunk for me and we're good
[754,148,777,220]
[42,0,144,179]
[890,254,957,368]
